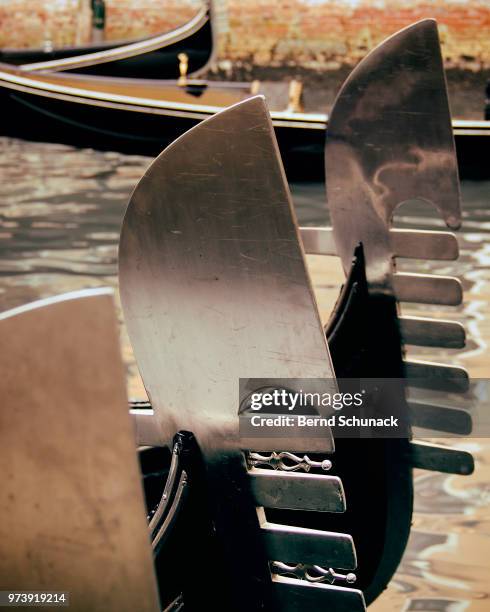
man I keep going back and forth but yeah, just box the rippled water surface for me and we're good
[1,136,489,611]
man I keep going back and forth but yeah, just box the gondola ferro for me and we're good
[125,19,475,611]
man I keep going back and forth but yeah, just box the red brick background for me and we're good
[219,0,490,71]
[0,1,201,49]
[1,0,489,70]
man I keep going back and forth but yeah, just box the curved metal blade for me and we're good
[0,290,160,611]
[326,19,461,292]
[119,95,336,454]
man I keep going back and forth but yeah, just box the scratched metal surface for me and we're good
[0,289,160,612]
[326,19,460,299]
[119,97,336,454]
[0,136,489,610]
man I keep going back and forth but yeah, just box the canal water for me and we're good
[1,136,489,611]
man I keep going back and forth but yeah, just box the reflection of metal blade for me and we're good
[326,19,461,293]
[119,95,336,454]
[0,290,160,611]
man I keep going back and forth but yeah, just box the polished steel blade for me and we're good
[249,468,346,512]
[119,95,336,454]
[0,290,160,611]
[393,272,462,305]
[273,576,366,612]
[400,316,465,348]
[300,226,337,257]
[300,227,459,261]
[410,441,474,475]
[408,400,472,435]
[131,408,161,447]
[390,228,459,261]
[326,19,461,293]
[260,522,356,570]
[119,95,346,612]
[405,359,469,393]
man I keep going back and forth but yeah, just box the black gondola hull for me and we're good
[0,78,487,182]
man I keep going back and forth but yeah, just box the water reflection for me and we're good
[0,136,490,611]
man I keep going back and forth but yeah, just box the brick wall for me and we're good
[0,0,489,70]
[104,0,201,41]
[0,1,86,49]
[0,0,201,49]
[219,0,490,71]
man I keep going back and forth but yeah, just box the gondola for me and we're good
[0,58,488,181]
[0,1,214,80]
[0,62,318,180]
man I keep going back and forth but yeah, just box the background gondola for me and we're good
[0,1,214,80]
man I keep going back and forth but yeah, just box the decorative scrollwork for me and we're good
[271,561,356,585]
[247,451,332,472]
